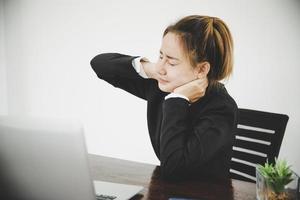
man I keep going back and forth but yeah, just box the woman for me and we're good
[90,15,238,180]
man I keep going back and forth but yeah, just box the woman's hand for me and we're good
[140,60,159,80]
[173,77,208,103]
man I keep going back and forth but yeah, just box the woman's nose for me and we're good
[156,61,167,76]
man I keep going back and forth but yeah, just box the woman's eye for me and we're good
[158,55,176,66]
[169,63,177,66]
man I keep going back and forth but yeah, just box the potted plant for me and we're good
[256,159,299,200]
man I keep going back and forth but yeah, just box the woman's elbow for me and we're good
[90,53,113,78]
[90,54,102,76]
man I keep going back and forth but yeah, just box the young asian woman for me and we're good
[90,15,238,181]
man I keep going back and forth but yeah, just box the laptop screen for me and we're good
[0,116,96,200]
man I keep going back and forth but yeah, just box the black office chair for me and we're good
[230,108,289,183]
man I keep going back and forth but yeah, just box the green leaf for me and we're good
[257,159,294,193]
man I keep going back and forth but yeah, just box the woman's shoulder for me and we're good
[210,82,236,102]
[192,82,238,113]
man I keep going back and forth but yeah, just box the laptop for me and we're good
[0,116,143,200]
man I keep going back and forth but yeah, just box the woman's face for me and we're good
[156,32,199,93]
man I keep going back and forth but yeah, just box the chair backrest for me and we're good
[230,108,289,182]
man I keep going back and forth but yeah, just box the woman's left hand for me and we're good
[173,77,208,103]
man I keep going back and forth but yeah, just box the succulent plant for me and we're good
[258,159,294,194]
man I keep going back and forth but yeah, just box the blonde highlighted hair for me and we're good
[163,15,234,85]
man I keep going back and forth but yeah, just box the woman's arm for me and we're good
[90,53,152,100]
[159,97,238,179]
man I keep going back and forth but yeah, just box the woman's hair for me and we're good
[163,15,234,86]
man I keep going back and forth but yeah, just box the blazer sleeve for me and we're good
[159,97,237,179]
[90,53,151,100]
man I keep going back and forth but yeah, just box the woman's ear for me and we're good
[195,62,210,78]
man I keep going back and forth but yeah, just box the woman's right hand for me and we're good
[140,60,159,80]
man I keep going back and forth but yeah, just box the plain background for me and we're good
[1,0,300,174]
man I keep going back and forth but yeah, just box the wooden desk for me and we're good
[88,154,256,200]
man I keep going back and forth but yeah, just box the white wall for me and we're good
[2,0,300,173]
[0,0,7,115]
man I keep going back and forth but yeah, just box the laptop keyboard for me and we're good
[96,194,117,200]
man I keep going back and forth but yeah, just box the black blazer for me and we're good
[90,53,238,180]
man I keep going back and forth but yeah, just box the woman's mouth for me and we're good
[158,78,169,84]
